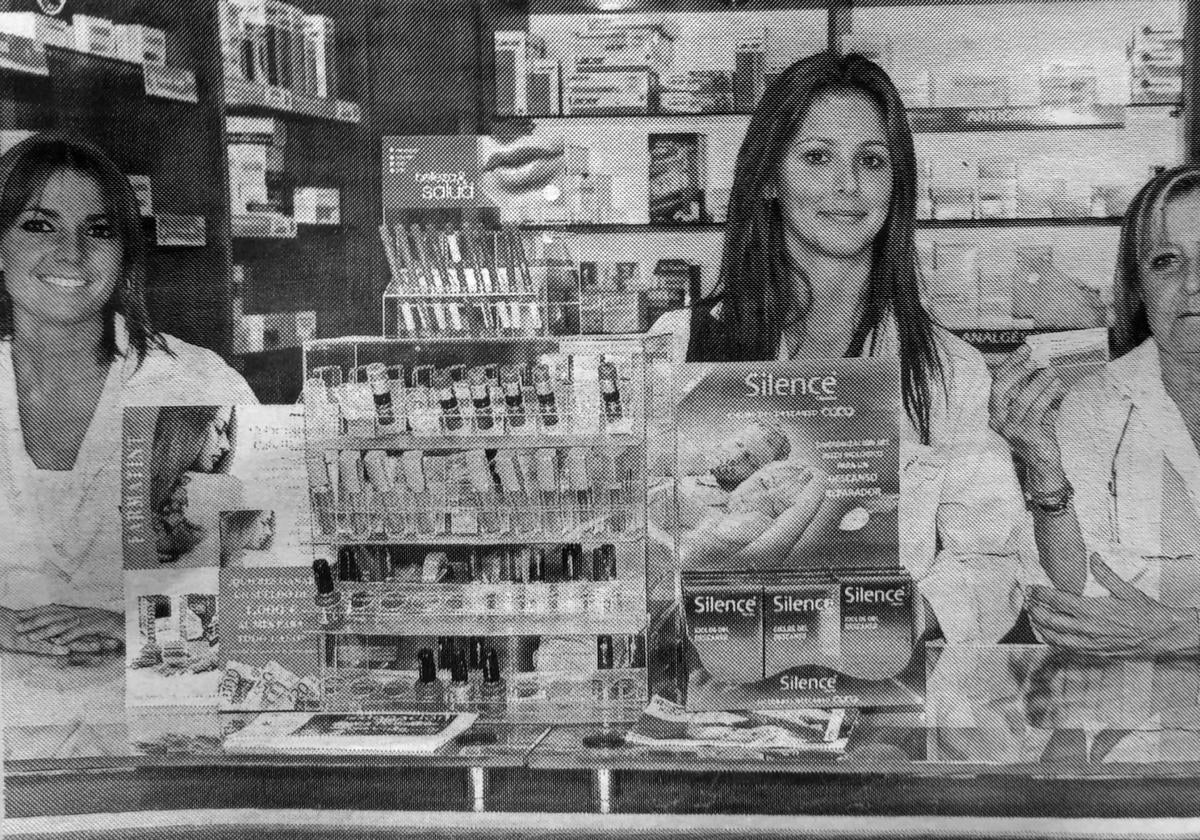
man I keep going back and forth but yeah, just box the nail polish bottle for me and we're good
[448,648,474,710]
[598,359,623,427]
[533,363,558,430]
[525,547,549,614]
[559,543,582,613]
[501,364,526,431]
[312,557,345,629]
[414,648,444,709]
[480,647,507,712]
[593,634,614,706]
[436,637,455,683]
[468,366,495,432]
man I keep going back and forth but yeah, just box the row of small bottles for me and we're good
[304,355,632,438]
[327,544,627,617]
[307,446,639,539]
[379,225,539,298]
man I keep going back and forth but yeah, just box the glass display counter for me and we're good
[8,646,1200,831]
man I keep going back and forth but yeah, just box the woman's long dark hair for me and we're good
[0,132,167,365]
[151,406,238,561]
[1111,164,1200,359]
[692,51,943,444]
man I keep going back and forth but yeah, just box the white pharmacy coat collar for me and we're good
[1106,340,1200,554]
[0,313,133,574]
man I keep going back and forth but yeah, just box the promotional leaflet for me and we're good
[125,567,220,707]
[223,710,478,755]
[217,567,322,712]
[122,405,311,571]
[671,358,922,709]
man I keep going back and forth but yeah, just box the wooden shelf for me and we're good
[501,104,1133,132]
[0,37,198,102]
[517,217,1124,233]
[225,77,362,124]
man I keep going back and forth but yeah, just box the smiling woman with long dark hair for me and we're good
[0,133,256,759]
[654,52,1026,643]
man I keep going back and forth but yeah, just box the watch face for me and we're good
[37,0,67,15]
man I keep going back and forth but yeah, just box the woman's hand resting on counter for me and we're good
[988,345,1069,487]
[1029,554,1200,657]
[7,604,123,655]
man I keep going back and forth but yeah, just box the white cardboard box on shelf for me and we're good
[114,23,166,66]
[228,144,269,215]
[294,187,341,225]
[494,30,529,116]
[72,14,116,58]
[0,12,72,49]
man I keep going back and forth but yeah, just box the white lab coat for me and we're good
[0,313,256,758]
[652,308,1026,643]
[1053,339,1200,601]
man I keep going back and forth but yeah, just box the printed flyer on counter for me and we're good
[122,405,312,570]
[671,358,922,710]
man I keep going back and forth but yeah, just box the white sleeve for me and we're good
[924,354,1026,642]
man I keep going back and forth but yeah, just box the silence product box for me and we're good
[681,573,763,684]
[0,12,72,49]
[681,570,922,709]
[764,572,840,673]
[494,31,529,116]
[72,14,116,58]
[648,133,707,223]
[565,70,654,115]
[673,358,914,707]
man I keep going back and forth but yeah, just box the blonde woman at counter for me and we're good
[0,133,256,758]
[991,164,1200,656]
[652,52,1026,644]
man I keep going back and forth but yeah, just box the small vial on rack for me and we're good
[414,649,445,708]
[500,364,526,432]
[479,647,507,712]
[448,648,474,710]
[307,453,335,536]
[312,556,345,630]
[593,635,614,706]
[468,366,494,432]
[566,448,594,528]
[365,362,397,430]
[434,368,464,433]
[535,448,563,534]
[533,363,558,430]
[558,543,582,613]
[525,547,550,613]
[598,360,623,426]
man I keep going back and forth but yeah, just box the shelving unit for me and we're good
[476,0,1186,346]
[298,332,673,723]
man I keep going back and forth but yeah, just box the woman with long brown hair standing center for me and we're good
[654,51,1026,642]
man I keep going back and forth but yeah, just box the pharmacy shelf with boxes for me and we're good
[489,0,1183,351]
[296,332,675,722]
[0,9,199,101]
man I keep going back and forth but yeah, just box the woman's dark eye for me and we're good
[88,222,116,239]
[861,154,888,170]
[20,218,54,233]
[803,150,830,165]
[1150,253,1181,270]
